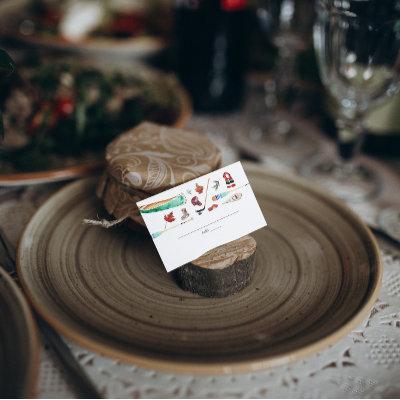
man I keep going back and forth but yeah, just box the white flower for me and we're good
[59,0,105,42]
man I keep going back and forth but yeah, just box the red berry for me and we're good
[28,101,58,135]
[56,97,75,118]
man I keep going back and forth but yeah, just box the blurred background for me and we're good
[0,0,400,197]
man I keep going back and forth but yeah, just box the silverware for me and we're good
[0,228,102,399]
[370,225,400,248]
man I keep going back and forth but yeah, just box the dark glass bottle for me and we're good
[174,0,250,113]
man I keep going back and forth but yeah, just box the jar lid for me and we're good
[105,122,221,194]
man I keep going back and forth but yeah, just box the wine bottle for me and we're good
[174,0,250,113]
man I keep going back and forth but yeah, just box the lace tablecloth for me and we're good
[1,100,400,398]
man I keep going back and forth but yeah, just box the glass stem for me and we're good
[275,45,297,99]
[264,45,298,112]
[336,116,365,162]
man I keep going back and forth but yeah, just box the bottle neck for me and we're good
[220,0,247,11]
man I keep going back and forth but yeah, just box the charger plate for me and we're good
[0,268,40,397]
[17,163,382,374]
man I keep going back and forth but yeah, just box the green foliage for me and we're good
[0,62,180,172]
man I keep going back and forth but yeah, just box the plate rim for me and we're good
[11,33,168,56]
[0,82,192,187]
[0,267,41,396]
[16,162,382,374]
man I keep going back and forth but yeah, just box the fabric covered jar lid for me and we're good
[105,122,221,194]
[96,122,221,226]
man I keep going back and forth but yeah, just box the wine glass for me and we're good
[301,0,400,202]
[242,0,316,160]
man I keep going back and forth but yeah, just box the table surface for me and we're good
[1,92,400,399]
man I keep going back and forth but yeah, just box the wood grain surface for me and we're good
[17,163,382,374]
[175,235,257,297]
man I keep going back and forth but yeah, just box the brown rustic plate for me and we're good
[0,267,40,397]
[0,85,191,187]
[17,163,382,374]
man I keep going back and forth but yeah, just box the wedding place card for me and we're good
[137,161,267,272]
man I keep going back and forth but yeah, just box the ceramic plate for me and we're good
[0,86,191,187]
[0,0,167,59]
[0,268,40,397]
[17,163,381,374]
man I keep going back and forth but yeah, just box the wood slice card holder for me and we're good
[175,235,257,298]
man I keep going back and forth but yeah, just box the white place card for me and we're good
[137,161,267,272]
